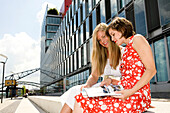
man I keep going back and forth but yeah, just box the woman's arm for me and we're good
[114,35,156,100]
[130,34,156,94]
[80,71,99,90]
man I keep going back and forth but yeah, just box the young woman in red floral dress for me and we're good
[74,17,156,113]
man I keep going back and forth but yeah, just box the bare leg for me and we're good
[60,103,72,113]
[73,101,83,113]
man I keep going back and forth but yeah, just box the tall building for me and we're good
[40,0,170,97]
[40,5,62,94]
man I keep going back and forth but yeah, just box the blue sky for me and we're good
[0,0,64,89]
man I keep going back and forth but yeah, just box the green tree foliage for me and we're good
[47,8,59,15]
[21,85,26,95]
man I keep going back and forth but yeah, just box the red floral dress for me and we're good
[75,36,151,113]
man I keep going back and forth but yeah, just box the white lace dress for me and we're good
[60,59,121,110]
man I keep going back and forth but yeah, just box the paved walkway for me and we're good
[0,97,46,113]
[146,98,170,113]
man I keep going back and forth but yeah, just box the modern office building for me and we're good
[40,0,170,97]
[40,5,62,93]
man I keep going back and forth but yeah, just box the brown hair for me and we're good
[91,23,121,76]
[106,17,135,39]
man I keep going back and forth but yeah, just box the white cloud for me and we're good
[0,32,40,86]
[37,2,57,27]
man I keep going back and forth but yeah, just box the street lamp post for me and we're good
[0,54,8,103]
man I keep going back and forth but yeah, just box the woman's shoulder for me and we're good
[133,34,145,40]
[132,34,149,49]
[133,34,147,44]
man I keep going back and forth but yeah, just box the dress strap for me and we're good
[127,35,134,46]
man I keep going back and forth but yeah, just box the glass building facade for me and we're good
[41,0,170,97]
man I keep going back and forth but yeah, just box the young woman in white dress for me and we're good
[60,23,124,113]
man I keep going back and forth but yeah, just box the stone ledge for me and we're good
[28,96,62,113]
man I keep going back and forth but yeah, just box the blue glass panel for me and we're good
[88,0,92,13]
[86,17,90,39]
[150,44,156,83]
[78,8,81,27]
[79,48,81,68]
[85,0,89,16]
[92,0,96,9]
[134,0,146,36]
[47,32,56,39]
[111,0,117,18]
[92,9,97,31]
[158,0,170,26]
[82,0,86,21]
[81,25,84,45]
[89,38,93,58]
[167,36,170,62]
[154,39,168,82]
[47,25,59,32]
[74,15,76,32]
[72,0,74,17]
[119,0,125,10]
[84,43,87,65]
[76,30,79,49]
[100,0,106,23]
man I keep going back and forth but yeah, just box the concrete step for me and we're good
[15,98,40,113]
[28,96,62,113]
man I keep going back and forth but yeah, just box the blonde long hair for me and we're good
[91,23,121,76]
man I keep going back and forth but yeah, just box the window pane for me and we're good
[126,4,136,31]
[78,28,81,46]
[81,25,84,45]
[78,8,81,27]
[111,0,117,18]
[154,39,168,82]
[118,0,125,10]
[47,25,59,32]
[84,43,87,65]
[70,55,73,72]
[105,0,111,21]
[92,9,97,31]
[100,0,106,23]
[70,20,72,36]
[74,52,77,70]
[134,0,147,36]
[85,0,89,16]
[72,35,75,52]
[150,44,155,83]
[89,38,93,60]
[81,47,84,66]
[74,15,76,32]
[145,0,160,32]
[92,0,96,9]
[96,4,100,24]
[79,48,82,68]
[158,0,170,26]
[167,36,170,62]
[83,0,86,21]
[46,40,52,46]
[88,0,92,13]
[47,32,56,39]
[86,17,90,39]
[76,30,79,48]
[72,0,75,17]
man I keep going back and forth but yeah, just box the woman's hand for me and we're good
[100,78,112,86]
[112,89,134,101]
[100,78,120,86]
[80,84,90,91]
